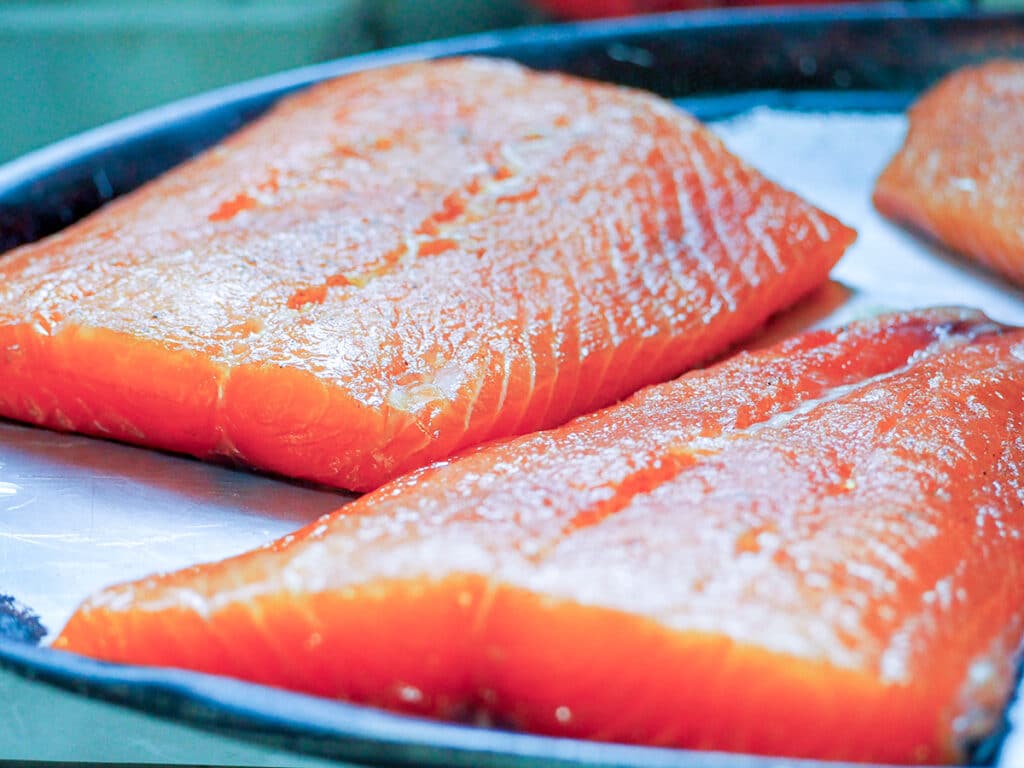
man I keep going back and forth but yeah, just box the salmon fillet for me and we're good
[55,307,1024,764]
[874,60,1024,287]
[0,58,854,492]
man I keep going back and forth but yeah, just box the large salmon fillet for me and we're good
[56,307,1024,764]
[0,58,854,492]
[874,60,1024,287]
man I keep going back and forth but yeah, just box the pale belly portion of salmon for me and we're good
[56,307,1024,764]
[0,57,853,491]
[875,60,1024,287]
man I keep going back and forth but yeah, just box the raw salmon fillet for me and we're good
[0,58,854,492]
[56,307,1024,764]
[874,60,1024,287]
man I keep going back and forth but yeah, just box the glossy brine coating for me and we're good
[875,60,1024,287]
[0,58,853,491]
[57,308,1024,764]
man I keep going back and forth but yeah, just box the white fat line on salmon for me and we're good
[744,199,785,278]
[696,318,1006,446]
[498,143,528,177]
[670,142,738,314]
[393,143,540,264]
[211,361,239,458]
[806,209,834,243]
[530,316,1008,559]
[688,136,755,293]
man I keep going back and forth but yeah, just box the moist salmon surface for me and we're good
[56,307,1024,764]
[0,57,853,491]
[874,59,1024,287]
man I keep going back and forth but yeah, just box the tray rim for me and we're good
[0,639,917,768]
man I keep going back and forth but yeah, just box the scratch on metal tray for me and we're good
[94,530,208,549]
[0,531,94,547]
[2,497,36,513]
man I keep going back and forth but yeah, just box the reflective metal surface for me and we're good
[0,422,350,636]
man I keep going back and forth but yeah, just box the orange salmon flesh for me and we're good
[0,57,854,491]
[874,59,1024,287]
[55,307,1024,764]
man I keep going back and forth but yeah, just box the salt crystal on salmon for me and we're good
[56,307,1024,764]
[0,57,854,491]
[874,60,1024,287]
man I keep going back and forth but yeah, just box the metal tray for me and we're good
[3,4,1024,766]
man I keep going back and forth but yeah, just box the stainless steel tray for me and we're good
[2,4,1024,766]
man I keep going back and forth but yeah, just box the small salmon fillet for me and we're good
[0,58,853,491]
[56,307,1024,764]
[874,60,1024,287]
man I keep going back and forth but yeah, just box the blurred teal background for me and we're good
[0,0,540,165]
[0,666,350,766]
[6,0,1017,165]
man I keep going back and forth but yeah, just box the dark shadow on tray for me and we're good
[880,221,1024,309]
[744,280,856,351]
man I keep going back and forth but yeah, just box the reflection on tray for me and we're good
[0,419,352,525]
[1,420,352,637]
